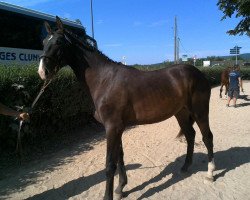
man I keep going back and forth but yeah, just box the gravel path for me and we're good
[0,82,250,200]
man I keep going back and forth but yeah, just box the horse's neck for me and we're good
[69,55,86,81]
[84,49,110,68]
[80,49,123,98]
[68,47,110,98]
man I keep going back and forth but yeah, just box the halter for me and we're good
[39,54,58,63]
[39,53,61,76]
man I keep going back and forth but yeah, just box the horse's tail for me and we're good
[176,114,195,138]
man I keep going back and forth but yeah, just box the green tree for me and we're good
[217,0,250,36]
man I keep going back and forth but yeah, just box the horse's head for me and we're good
[38,17,69,80]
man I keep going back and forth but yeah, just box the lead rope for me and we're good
[16,79,52,163]
[31,79,52,109]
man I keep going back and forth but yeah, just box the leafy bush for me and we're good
[198,66,250,86]
[133,64,250,86]
[0,65,94,153]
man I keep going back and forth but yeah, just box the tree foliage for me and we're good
[217,0,250,36]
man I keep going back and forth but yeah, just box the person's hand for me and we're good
[19,112,30,121]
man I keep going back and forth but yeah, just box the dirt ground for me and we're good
[0,82,250,200]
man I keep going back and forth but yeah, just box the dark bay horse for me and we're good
[219,67,230,98]
[38,17,215,200]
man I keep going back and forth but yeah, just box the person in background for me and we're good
[0,102,29,121]
[226,65,243,108]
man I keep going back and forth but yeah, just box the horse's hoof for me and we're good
[204,176,214,184]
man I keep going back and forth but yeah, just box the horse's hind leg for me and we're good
[195,115,215,182]
[219,84,223,98]
[115,140,127,197]
[225,83,229,97]
[175,109,196,172]
[192,87,215,182]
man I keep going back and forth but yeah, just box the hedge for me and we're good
[198,66,250,86]
[0,64,94,153]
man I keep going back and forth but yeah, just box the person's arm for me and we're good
[238,77,243,92]
[0,102,29,120]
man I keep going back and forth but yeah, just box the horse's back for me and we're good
[125,64,209,90]
[119,64,211,125]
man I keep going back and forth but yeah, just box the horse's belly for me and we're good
[133,101,182,124]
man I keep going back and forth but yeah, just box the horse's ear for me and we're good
[44,21,52,34]
[56,16,64,31]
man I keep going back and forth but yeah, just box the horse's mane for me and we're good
[64,29,122,65]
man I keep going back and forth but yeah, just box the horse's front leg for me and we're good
[104,124,123,200]
[115,140,127,199]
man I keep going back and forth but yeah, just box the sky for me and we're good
[2,0,250,65]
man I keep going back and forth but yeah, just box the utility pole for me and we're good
[174,16,179,64]
[90,0,95,39]
[177,37,180,63]
[174,16,177,64]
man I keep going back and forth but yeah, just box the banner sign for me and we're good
[0,47,43,65]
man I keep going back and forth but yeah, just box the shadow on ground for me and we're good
[25,163,141,200]
[0,125,105,197]
[2,146,248,200]
[124,146,250,200]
